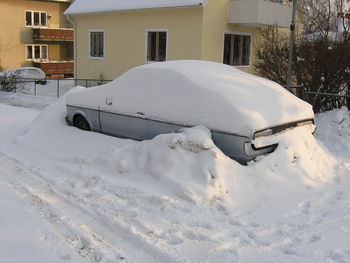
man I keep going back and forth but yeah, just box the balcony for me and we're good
[33,61,74,76]
[229,0,292,28]
[32,28,74,42]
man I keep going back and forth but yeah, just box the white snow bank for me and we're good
[315,106,350,157]
[16,88,132,158]
[250,125,336,187]
[19,94,334,206]
[65,0,206,15]
[67,60,314,136]
[2,94,350,262]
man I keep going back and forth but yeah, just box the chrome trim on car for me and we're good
[66,104,251,139]
[253,118,315,139]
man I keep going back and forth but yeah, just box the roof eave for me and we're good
[64,3,204,16]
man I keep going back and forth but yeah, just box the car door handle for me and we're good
[106,98,112,105]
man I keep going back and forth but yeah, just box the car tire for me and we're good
[73,115,91,131]
[35,80,47,85]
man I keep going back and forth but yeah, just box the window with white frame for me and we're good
[147,31,167,62]
[25,11,47,27]
[26,45,48,60]
[90,31,104,58]
[223,33,251,66]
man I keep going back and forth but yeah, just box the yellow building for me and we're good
[0,0,74,77]
[65,0,292,80]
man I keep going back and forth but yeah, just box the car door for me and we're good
[146,119,184,139]
[98,87,148,141]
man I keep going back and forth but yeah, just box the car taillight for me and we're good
[253,119,315,139]
[254,128,273,139]
[296,120,314,127]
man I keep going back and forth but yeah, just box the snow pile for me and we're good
[16,88,128,158]
[250,124,336,186]
[19,94,334,207]
[315,106,350,157]
[3,93,350,262]
[65,0,206,15]
[75,125,232,204]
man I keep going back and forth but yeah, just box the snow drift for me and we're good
[3,93,350,263]
[19,93,335,206]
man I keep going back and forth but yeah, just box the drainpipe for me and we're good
[287,0,297,91]
[66,14,77,79]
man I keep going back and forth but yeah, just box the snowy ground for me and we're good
[0,92,350,263]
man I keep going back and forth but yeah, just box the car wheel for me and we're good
[35,80,47,85]
[73,115,91,131]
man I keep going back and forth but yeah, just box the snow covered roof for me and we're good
[64,0,207,15]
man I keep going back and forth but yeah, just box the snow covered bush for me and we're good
[0,70,17,92]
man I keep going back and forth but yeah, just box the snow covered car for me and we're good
[65,60,314,163]
[0,67,47,85]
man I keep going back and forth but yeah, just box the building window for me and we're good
[223,34,251,66]
[26,45,48,60]
[25,11,32,26]
[41,13,47,27]
[25,11,47,27]
[147,31,167,62]
[90,31,104,58]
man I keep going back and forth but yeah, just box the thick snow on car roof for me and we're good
[64,0,206,15]
[67,60,314,136]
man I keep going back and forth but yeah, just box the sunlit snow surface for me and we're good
[0,92,349,263]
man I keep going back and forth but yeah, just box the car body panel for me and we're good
[99,110,148,140]
[147,119,184,139]
[66,104,279,163]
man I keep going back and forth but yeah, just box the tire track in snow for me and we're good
[0,152,179,263]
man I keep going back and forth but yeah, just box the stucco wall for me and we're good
[201,0,260,74]
[71,7,203,80]
[0,0,70,70]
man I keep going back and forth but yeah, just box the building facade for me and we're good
[0,0,74,77]
[65,0,292,80]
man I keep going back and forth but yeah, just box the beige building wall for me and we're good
[201,0,260,74]
[0,0,70,71]
[71,0,288,79]
[71,7,204,80]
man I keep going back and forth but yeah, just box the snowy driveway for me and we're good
[0,94,350,263]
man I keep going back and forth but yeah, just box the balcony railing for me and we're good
[229,0,292,28]
[32,28,74,42]
[33,61,74,76]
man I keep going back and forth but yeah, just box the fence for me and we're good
[288,86,350,112]
[0,77,112,98]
